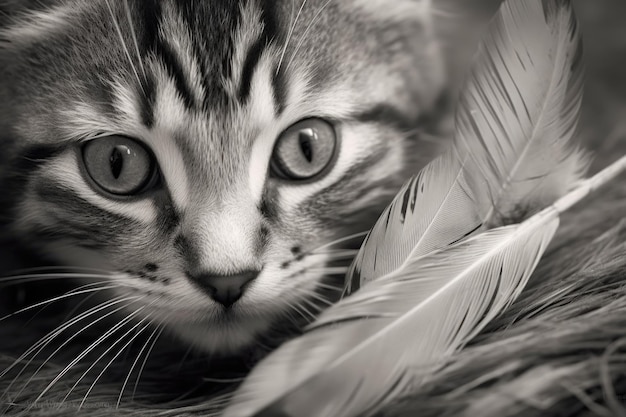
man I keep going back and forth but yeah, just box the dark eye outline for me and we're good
[78,135,161,199]
[269,118,340,183]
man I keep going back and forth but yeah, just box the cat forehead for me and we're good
[1,0,434,99]
[1,0,439,151]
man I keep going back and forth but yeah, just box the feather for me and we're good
[346,153,480,293]
[455,0,587,228]
[222,1,601,416]
[225,216,558,417]
[224,155,626,417]
[347,0,587,292]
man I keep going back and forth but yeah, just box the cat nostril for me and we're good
[188,270,259,308]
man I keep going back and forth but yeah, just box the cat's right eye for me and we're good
[82,136,158,196]
[270,118,338,181]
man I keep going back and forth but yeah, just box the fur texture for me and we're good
[0,0,445,354]
[2,0,626,416]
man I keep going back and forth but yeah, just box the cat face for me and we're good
[0,0,445,352]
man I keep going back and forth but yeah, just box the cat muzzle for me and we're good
[187,270,259,308]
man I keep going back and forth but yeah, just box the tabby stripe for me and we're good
[154,38,197,110]
[322,147,391,193]
[264,0,289,116]
[136,0,196,113]
[238,36,267,103]
[258,0,280,43]
[259,184,281,223]
[34,183,132,232]
[137,0,161,127]
[272,64,288,115]
[138,0,161,61]
[238,0,282,105]
[173,0,241,108]
[354,104,418,132]
[33,226,108,249]
[300,149,393,218]
[138,74,157,129]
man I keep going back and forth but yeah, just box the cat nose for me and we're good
[189,270,259,308]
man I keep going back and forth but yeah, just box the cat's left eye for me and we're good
[82,136,158,196]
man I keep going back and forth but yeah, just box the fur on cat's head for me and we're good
[0,0,446,352]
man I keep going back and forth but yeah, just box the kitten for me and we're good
[0,0,446,353]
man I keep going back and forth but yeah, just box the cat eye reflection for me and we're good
[82,136,157,196]
[270,118,337,180]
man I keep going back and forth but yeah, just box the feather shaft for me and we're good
[225,216,559,417]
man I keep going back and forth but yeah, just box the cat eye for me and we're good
[82,136,157,196]
[270,118,338,180]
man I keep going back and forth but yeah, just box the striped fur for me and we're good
[0,0,447,352]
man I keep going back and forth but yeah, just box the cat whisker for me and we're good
[103,0,146,97]
[1,295,132,382]
[2,265,114,276]
[302,298,322,318]
[76,317,154,409]
[315,249,359,256]
[317,250,359,262]
[276,0,308,75]
[290,300,318,322]
[275,304,303,330]
[0,272,116,285]
[0,283,119,323]
[314,280,344,290]
[121,0,147,82]
[303,291,335,307]
[60,286,118,324]
[286,301,310,322]
[285,0,334,72]
[27,299,147,406]
[308,231,369,254]
[5,297,143,403]
[116,320,162,408]
[208,394,238,410]
[175,343,195,374]
[131,323,165,402]
[308,267,349,275]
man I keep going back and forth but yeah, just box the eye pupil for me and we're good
[299,130,315,163]
[83,136,156,197]
[270,118,337,180]
[109,147,124,179]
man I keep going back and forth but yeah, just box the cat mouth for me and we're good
[145,300,267,325]
[161,309,274,352]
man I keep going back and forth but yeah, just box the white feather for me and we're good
[345,152,480,292]
[455,0,587,227]
[347,0,586,291]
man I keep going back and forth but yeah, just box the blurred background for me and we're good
[438,0,626,173]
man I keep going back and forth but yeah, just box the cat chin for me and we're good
[167,315,272,353]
